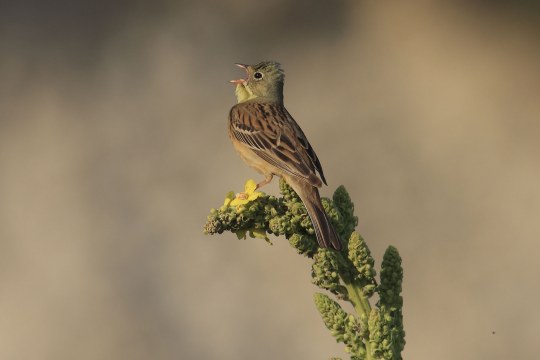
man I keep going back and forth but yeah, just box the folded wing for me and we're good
[229,102,327,187]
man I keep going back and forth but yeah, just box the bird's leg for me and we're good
[235,174,274,200]
[255,174,274,190]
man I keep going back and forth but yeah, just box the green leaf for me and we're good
[250,228,272,244]
[235,229,247,240]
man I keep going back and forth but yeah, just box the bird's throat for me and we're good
[235,84,256,103]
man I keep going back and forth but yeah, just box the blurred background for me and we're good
[1,0,539,359]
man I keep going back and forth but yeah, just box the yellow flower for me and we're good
[228,179,264,206]
[220,179,271,244]
[222,191,235,208]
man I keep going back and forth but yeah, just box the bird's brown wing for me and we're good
[283,108,327,185]
[229,102,325,187]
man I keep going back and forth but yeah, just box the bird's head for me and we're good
[230,61,285,104]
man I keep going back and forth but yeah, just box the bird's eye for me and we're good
[254,72,263,80]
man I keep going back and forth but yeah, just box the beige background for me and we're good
[1,1,539,359]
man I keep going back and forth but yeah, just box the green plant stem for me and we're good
[342,279,373,360]
[344,281,370,317]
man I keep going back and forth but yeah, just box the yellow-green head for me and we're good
[230,61,285,104]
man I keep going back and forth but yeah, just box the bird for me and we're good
[228,61,342,251]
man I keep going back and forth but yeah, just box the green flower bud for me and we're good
[203,216,223,235]
[312,249,348,299]
[268,217,283,235]
[314,293,366,357]
[321,197,341,227]
[375,246,405,359]
[379,246,403,308]
[333,186,358,242]
[348,232,377,297]
[279,178,300,202]
[289,201,306,216]
[363,246,406,360]
[368,308,382,354]
[288,233,318,257]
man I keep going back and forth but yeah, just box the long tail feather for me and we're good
[286,178,342,250]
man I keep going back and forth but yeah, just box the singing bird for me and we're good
[228,61,342,250]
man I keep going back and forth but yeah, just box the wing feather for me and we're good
[229,102,326,187]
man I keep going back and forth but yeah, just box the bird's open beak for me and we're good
[229,63,249,84]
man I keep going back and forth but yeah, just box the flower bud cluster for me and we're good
[204,179,405,359]
[314,293,366,357]
[347,232,377,297]
[311,249,348,299]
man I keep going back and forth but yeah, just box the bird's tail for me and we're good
[288,180,342,251]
